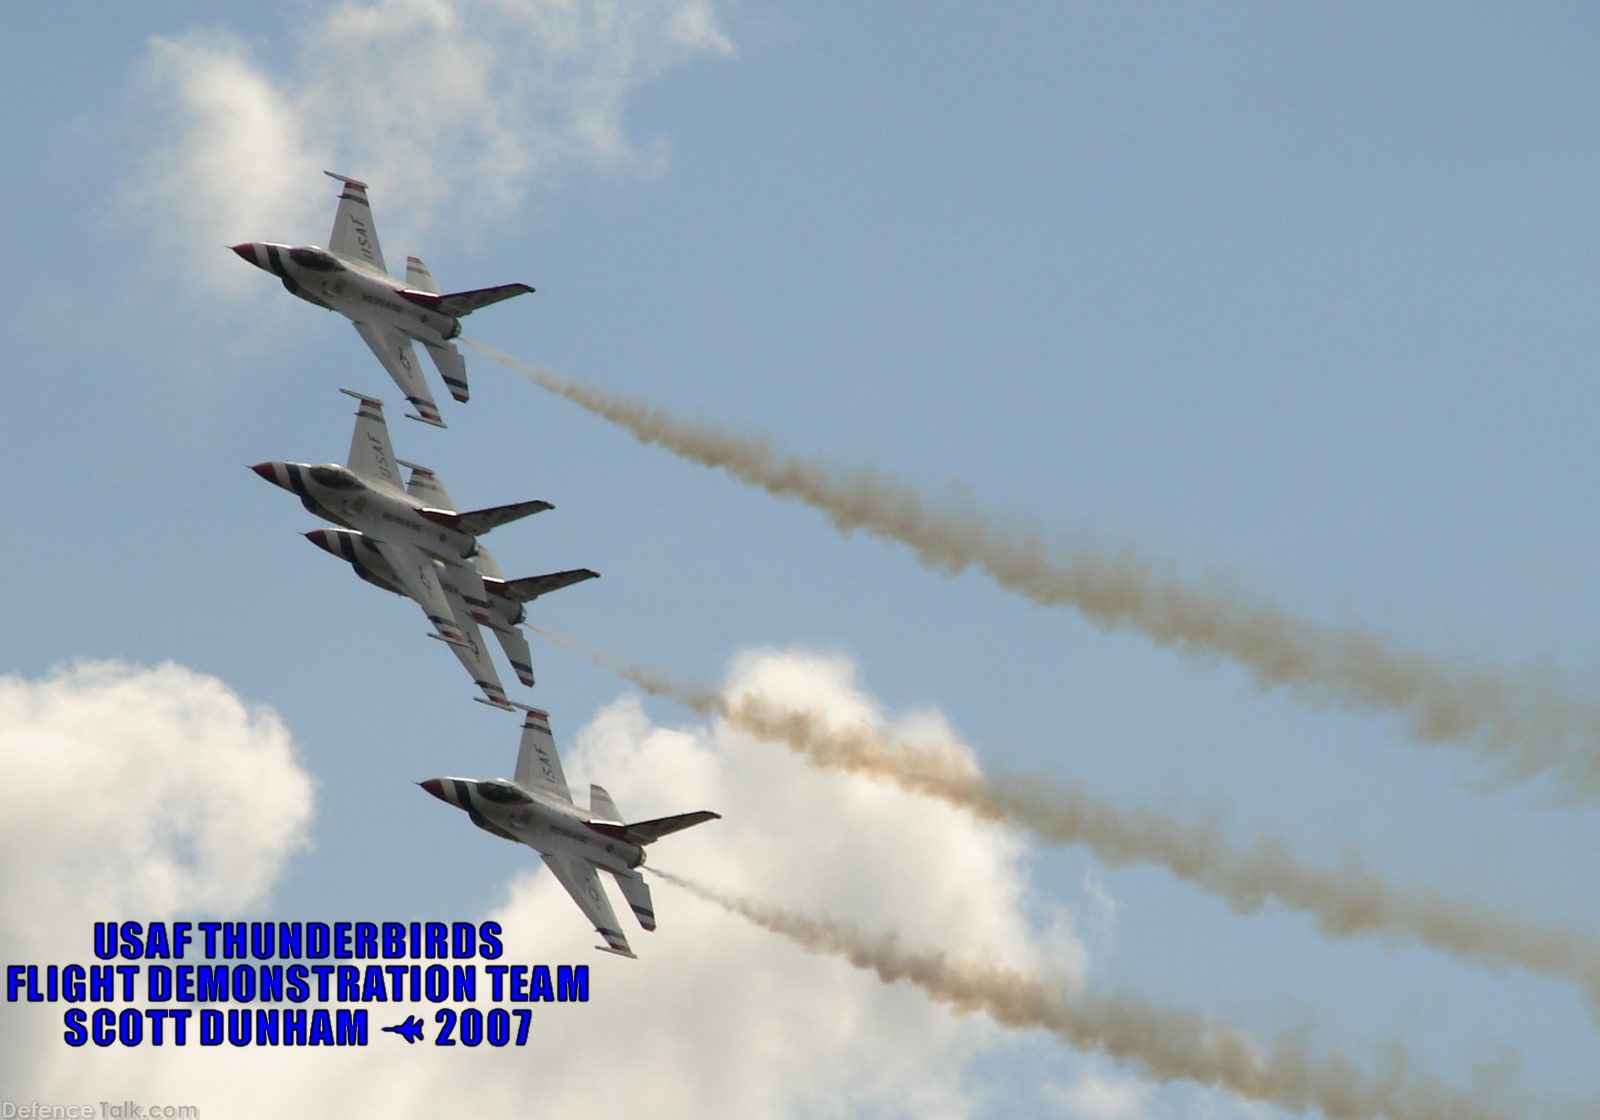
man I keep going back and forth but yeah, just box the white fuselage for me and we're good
[254,462,476,560]
[310,528,520,633]
[245,243,460,346]
[434,777,644,875]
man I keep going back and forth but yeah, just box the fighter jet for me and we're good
[421,708,720,958]
[304,527,598,704]
[252,389,554,702]
[231,171,533,427]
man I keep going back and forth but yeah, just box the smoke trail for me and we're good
[536,627,1600,1013]
[655,870,1520,1120]
[470,338,1600,796]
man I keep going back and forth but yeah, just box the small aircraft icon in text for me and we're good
[382,1015,426,1045]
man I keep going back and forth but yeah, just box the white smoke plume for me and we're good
[656,870,1522,1120]
[534,628,1600,1015]
[475,342,1600,798]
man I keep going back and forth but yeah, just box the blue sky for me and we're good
[4,3,1599,1117]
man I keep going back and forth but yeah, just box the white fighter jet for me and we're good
[231,171,533,426]
[304,527,598,704]
[421,708,720,958]
[252,389,554,704]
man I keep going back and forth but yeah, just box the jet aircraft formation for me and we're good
[240,172,717,958]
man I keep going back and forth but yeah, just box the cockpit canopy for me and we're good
[477,781,533,805]
[308,464,361,490]
[289,246,342,272]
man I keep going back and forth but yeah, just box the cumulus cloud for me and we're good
[0,660,314,1089]
[124,0,734,290]
[3,650,1076,1119]
[0,660,313,958]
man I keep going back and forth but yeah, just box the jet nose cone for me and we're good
[419,779,447,803]
[250,461,286,488]
[230,242,262,267]
[303,529,337,555]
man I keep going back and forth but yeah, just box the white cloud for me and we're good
[1041,1062,1152,1120]
[1081,867,1118,948]
[0,660,313,953]
[124,0,734,290]
[128,32,323,274]
[2,648,1083,1119]
[0,660,314,1089]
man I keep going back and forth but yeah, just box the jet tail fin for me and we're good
[474,545,506,581]
[398,461,456,511]
[405,255,439,294]
[590,784,622,823]
[400,283,534,318]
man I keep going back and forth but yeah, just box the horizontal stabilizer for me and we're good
[595,944,638,959]
[496,568,600,604]
[613,872,656,932]
[586,810,721,847]
[625,811,722,844]
[422,341,469,403]
[420,499,553,536]
[495,626,536,687]
[400,283,534,318]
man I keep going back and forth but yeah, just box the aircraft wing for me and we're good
[496,568,601,604]
[351,322,445,428]
[340,389,403,489]
[512,708,570,803]
[325,171,387,274]
[369,538,468,648]
[442,591,510,709]
[541,854,634,958]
